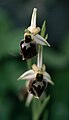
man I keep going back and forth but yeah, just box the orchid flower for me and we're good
[20,8,50,60]
[18,62,54,103]
[27,8,50,46]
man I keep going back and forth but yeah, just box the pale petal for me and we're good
[43,72,54,85]
[34,34,50,46]
[28,8,37,32]
[42,64,46,71]
[28,27,40,35]
[25,93,33,106]
[30,8,37,29]
[32,64,39,72]
[17,70,35,80]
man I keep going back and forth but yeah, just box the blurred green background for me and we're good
[0,0,69,120]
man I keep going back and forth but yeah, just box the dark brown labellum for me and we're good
[20,41,37,60]
[28,79,47,98]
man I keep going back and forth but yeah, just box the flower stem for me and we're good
[37,45,43,68]
[27,59,32,70]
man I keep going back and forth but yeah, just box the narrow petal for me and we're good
[31,8,37,29]
[32,64,39,72]
[25,93,33,106]
[28,8,37,32]
[42,64,46,71]
[34,34,50,46]
[43,72,54,85]
[17,70,35,80]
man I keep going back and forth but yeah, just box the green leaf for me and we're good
[32,95,50,120]
[32,98,41,120]
[37,95,50,120]
[45,34,48,40]
[41,20,46,38]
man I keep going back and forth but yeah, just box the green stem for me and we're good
[27,59,32,70]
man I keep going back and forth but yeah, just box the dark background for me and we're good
[0,0,69,120]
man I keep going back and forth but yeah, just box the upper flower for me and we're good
[27,8,50,46]
[20,8,50,60]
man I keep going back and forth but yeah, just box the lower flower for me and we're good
[18,64,54,98]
